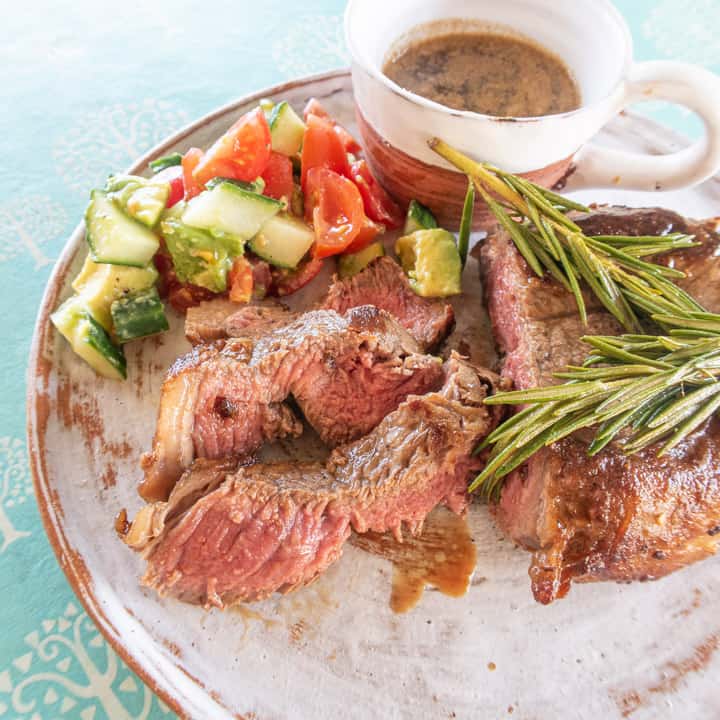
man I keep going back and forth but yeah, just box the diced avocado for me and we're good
[404,199,438,235]
[160,204,233,293]
[338,241,385,279]
[249,213,314,269]
[111,287,169,343]
[85,190,160,267]
[72,255,158,330]
[269,101,306,157]
[148,152,183,173]
[105,175,170,228]
[181,182,281,248]
[395,229,462,298]
[51,295,127,380]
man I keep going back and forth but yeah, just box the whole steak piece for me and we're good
[140,306,444,502]
[185,257,455,351]
[480,206,720,604]
[125,355,503,607]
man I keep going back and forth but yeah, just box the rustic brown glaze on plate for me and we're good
[27,70,720,719]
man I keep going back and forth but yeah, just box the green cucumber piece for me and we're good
[269,101,306,157]
[404,199,438,235]
[249,213,315,269]
[205,176,266,194]
[72,255,158,330]
[111,287,169,343]
[160,204,232,293]
[182,182,281,244]
[149,152,183,173]
[338,242,386,279]
[51,296,127,380]
[86,191,160,267]
[105,175,170,228]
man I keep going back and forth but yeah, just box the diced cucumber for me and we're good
[404,199,438,235]
[111,287,169,343]
[105,175,170,228]
[51,295,127,380]
[249,213,315,269]
[149,153,183,173]
[205,176,266,194]
[72,255,158,330]
[338,242,385,279]
[85,191,160,267]
[269,101,306,157]
[182,182,281,244]
[259,98,275,115]
[160,204,232,293]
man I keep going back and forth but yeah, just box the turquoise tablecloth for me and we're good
[2,2,718,717]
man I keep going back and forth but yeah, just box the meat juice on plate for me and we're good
[352,507,477,613]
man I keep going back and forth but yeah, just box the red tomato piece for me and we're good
[305,167,365,258]
[228,256,254,303]
[304,98,362,154]
[350,159,404,229]
[261,152,294,200]
[182,148,205,200]
[193,107,272,186]
[344,216,383,255]
[271,256,325,297]
[301,114,352,193]
[153,165,184,208]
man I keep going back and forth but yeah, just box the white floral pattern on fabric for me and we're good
[643,0,720,65]
[0,438,32,554]
[272,15,349,77]
[53,100,189,195]
[0,603,171,719]
[0,198,67,269]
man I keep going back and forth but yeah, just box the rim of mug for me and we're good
[344,0,634,124]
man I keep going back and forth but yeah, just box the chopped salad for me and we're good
[52,99,467,380]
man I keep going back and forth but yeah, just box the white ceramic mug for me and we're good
[345,0,720,197]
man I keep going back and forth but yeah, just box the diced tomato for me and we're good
[270,256,325,297]
[228,256,254,303]
[193,107,272,186]
[153,165,185,208]
[301,114,352,193]
[261,152,294,201]
[182,148,205,200]
[350,159,403,229]
[344,216,383,255]
[304,98,362,154]
[305,167,365,258]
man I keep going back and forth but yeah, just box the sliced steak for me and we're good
[323,257,454,350]
[184,257,454,351]
[126,355,503,607]
[480,206,720,604]
[140,306,444,502]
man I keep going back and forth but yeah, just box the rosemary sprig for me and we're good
[428,138,699,332]
[472,312,720,498]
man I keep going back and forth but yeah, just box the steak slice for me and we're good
[480,206,720,604]
[140,306,444,502]
[126,355,503,607]
[184,257,455,351]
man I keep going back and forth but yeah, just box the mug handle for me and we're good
[571,61,720,191]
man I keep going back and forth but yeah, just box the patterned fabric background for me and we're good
[2,1,718,717]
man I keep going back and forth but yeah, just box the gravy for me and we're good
[383,30,581,118]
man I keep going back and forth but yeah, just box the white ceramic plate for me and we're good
[28,70,720,720]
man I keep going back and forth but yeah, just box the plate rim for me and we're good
[24,67,719,718]
[25,67,351,720]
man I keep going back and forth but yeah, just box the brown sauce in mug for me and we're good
[383,31,581,117]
